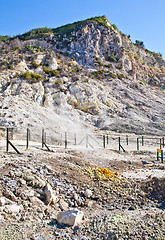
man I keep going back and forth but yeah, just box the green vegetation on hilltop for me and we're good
[52,16,112,37]
[17,27,53,41]
[13,16,112,41]
[0,35,6,42]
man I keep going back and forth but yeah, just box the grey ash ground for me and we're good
[0,147,164,240]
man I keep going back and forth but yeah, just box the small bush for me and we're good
[109,72,116,78]
[135,40,145,48]
[91,69,116,80]
[43,66,61,77]
[31,62,39,68]
[106,55,118,62]
[8,65,13,69]
[71,66,81,73]
[112,24,118,31]
[55,79,63,86]
[21,71,42,82]
[14,72,19,78]
[11,47,19,51]
[117,73,125,79]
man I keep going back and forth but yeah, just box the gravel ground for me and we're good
[0,147,164,240]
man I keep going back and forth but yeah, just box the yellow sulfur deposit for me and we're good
[90,168,119,181]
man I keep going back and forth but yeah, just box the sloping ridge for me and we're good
[0,16,165,136]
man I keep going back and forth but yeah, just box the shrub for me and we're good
[93,56,103,66]
[14,72,19,78]
[55,79,63,86]
[31,62,39,68]
[117,73,125,79]
[71,66,81,73]
[112,24,118,31]
[135,40,145,48]
[109,72,116,78]
[21,71,42,82]
[91,69,116,80]
[0,35,6,42]
[106,55,118,62]
[8,65,13,69]
[43,66,61,77]
[11,47,19,51]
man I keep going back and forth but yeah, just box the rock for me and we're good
[35,176,46,188]
[44,183,57,204]
[15,60,29,72]
[5,204,23,213]
[3,189,17,202]
[59,199,69,211]
[35,66,43,74]
[84,189,92,198]
[30,196,45,207]
[128,205,136,210]
[0,197,6,206]
[34,54,44,65]
[57,209,84,226]
[86,200,94,208]
[127,196,135,201]
[44,56,58,70]
[24,175,35,181]
[18,179,26,186]
[73,192,79,201]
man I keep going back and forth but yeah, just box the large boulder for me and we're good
[57,209,84,226]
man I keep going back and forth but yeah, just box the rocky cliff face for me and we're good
[0,16,165,135]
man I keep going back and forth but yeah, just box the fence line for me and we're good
[0,128,164,163]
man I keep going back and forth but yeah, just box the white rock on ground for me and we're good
[5,204,23,213]
[57,209,84,226]
[59,199,69,211]
[84,189,92,198]
[44,183,57,204]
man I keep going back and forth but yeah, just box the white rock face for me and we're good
[48,57,58,70]
[57,209,84,226]
[15,60,30,72]
[35,66,43,74]
[0,197,6,206]
[34,54,44,65]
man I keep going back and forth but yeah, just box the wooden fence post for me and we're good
[74,134,77,145]
[26,128,30,150]
[42,129,44,148]
[65,132,67,149]
[160,138,162,149]
[119,137,121,151]
[6,127,20,154]
[137,138,139,151]
[103,135,106,148]
[6,128,9,152]
[162,137,164,148]
[126,135,128,145]
[142,136,144,146]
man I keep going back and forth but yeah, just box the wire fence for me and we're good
[0,127,164,156]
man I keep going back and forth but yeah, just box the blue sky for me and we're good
[0,0,165,59]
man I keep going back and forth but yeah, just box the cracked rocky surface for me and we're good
[0,147,164,239]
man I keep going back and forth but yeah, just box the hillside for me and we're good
[0,16,165,135]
